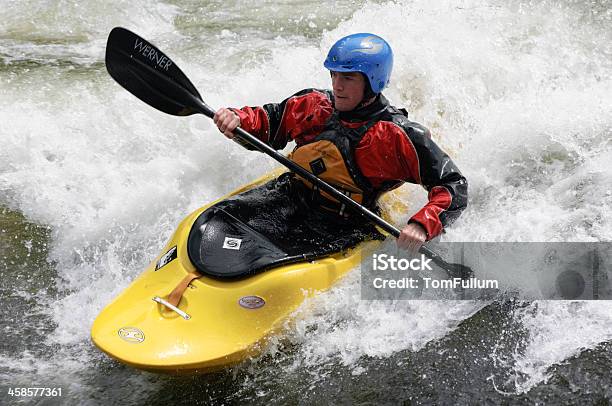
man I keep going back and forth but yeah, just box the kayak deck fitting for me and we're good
[91,170,388,374]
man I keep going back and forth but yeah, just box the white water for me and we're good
[1,0,611,399]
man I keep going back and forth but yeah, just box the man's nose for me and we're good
[332,77,343,91]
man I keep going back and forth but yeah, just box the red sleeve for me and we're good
[228,89,332,151]
[230,106,270,144]
[357,121,465,241]
[354,121,420,186]
[276,91,333,145]
[409,186,452,240]
[390,124,453,239]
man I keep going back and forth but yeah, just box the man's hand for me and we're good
[397,223,427,252]
[213,108,241,139]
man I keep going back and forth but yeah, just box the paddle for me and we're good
[105,27,473,280]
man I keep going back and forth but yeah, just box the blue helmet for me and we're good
[324,33,393,94]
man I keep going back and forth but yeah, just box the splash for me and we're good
[0,0,610,399]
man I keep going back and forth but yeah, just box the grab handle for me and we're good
[153,296,191,320]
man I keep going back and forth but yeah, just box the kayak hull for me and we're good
[91,170,383,374]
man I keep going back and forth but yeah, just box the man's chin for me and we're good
[334,101,354,112]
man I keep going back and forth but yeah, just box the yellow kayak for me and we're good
[91,169,389,374]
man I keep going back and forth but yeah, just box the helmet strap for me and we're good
[359,73,377,107]
[358,95,377,109]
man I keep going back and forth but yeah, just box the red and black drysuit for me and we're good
[229,89,468,241]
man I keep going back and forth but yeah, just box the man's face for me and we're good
[331,71,365,112]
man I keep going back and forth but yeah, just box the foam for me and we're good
[1,0,610,395]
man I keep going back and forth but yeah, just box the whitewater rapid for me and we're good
[1,0,611,403]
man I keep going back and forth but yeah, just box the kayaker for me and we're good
[213,33,468,251]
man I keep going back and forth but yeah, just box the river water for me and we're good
[1,0,611,404]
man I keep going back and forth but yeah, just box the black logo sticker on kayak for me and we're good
[155,246,177,271]
[223,237,242,250]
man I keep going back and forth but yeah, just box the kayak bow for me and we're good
[91,170,383,373]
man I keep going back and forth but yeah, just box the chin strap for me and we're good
[361,74,377,104]
[358,95,377,108]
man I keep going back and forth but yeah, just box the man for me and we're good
[214,33,468,251]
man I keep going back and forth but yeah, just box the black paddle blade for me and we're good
[105,27,213,117]
[419,245,474,280]
[445,262,474,280]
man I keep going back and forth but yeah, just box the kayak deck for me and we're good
[188,172,383,279]
[91,170,386,373]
